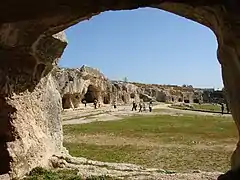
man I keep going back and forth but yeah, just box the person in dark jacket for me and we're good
[139,102,143,112]
[149,101,153,112]
[221,103,224,115]
[82,99,87,107]
[94,99,98,109]
[132,101,137,111]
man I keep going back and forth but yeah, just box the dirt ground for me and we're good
[61,102,234,180]
[62,102,231,125]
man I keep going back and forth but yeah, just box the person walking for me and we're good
[221,103,224,115]
[82,99,87,107]
[226,103,230,114]
[94,99,98,109]
[113,101,117,109]
[139,102,143,112]
[132,101,136,111]
[149,101,153,112]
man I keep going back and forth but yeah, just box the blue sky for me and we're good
[59,7,223,89]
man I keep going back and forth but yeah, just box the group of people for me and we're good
[82,99,101,109]
[93,99,101,109]
[132,101,153,112]
[81,98,153,112]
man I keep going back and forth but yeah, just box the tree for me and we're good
[123,77,128,83]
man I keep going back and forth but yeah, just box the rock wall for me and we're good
[52,66,113,108]
[7,74,64,178]
[52,67,205,109]
[0,31,67,179]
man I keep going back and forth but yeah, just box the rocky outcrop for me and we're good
[52,67,139,108]
[52,67,205,110]
[131,83,203,103]
[52,66,113,108]
[0,31,67,179]
[6,74,65,178]
[0,0,240,179]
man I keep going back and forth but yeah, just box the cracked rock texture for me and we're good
[0,32,67,179]
[0,0,240,179]
[52,66,203,109]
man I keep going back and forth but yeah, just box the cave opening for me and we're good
[103,93,111,104]
[0,97,16,175]
[130,93,135,99]
[193,99,200,103]
[84,85,99,103]
[184,99,190,103]
[1,0,240,177]
[62,94,72,109]
[57,7,229,177]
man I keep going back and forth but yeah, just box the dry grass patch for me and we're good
[63,114,237,173]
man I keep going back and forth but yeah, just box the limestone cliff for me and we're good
[0,32,67,179]
[52,66,204,110]
[52,66,112,108]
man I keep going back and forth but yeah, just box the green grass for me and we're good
[64,142,232,172]
[24,167,117,180]
[63,114,237,172]
[192,104,222,112]
[64,115,235,142]
[170,105,188,111]
[171,103,229,113]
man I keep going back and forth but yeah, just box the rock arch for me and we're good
[1,1,240,179]
[83,85,100,103]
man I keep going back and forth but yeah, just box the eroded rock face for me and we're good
[52,67,205,110]
[130,82,203,103]
[0,31,67,178]
[0,0,240,179]
[7,74,64,178]
[52,66,113,108]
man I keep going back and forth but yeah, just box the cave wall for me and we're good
[0,29,67,178]
[0,0,240,179]
[5,74,64,178]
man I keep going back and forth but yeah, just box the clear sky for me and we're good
[59,7,223,89]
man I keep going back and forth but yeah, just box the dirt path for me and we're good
[62,103,231,125]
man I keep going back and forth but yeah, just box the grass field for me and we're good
[192,104,222,112]
[63,114,237,173]
[171,103,229,113]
